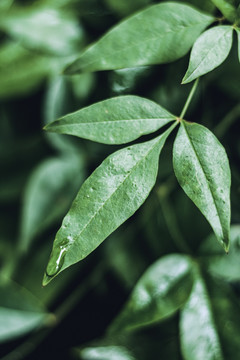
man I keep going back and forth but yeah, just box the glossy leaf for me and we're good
[200,225,240,281]
[43,124,176,285]
[180,273,224,360]
[210,0,236,22]
[173,121,231,251]
[236,28,240,62]
[0,280,48,343]
[79,346,136,360]
[44,95,176,145]
[182,26,233,83]
[0,5,84,56]
[64,3,214,74]
[20,156,84,252]
[109,254,193,333]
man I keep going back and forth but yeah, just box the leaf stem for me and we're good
[156,185,192,254]
[180,78,199,119]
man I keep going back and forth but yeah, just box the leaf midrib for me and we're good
[185,27,232,81]
[182,123,223,238]
[71,20,210,70]
[66,136,164,262]
[53,117,175,127]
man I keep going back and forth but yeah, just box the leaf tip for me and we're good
[181,75,190,85]
[42,272,53,287]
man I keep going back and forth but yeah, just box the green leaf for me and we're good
[64,3,214,74]
[173,121,231,251]
[235,28,240,62]
[20,156,84,252]
[0,280,48,343]
[43,124,176,285]
[0,41,53,99]
[79,346,136,360]
[180,271,224,360]
[44,95,176,145]
[182,26,233,84]
[0,4,84,56]
[210,0,236,22]
[206,277,240,360]
[200,225,240,281]
[108,254,193,333]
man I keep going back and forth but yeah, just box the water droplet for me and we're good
[45,237,74,278]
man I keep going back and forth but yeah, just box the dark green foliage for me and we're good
[1,1,240,359]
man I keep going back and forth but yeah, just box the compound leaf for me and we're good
[182,26,233,83]
[173,121,231,251]
[43,124,176,285]
[64,2,214,74]
[44,95,176,145]
[108,254,193,333]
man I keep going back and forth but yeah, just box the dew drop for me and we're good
[45,237,74,278]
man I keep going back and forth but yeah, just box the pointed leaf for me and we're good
[0,280,48,343]
[200,225,240,281]
[109,254,193,333]
[180,272,224,360]
[64,3,214,74]
[43,124,176,285]
[236,27,240,62]
[182,26,233,83]
[20,156,84,252]
[44,96,176,145]
[173,121,231,250]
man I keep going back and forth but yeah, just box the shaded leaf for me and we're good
[20,155,84,252]
[64,3,214,74]
[210,0,236,22]
[109,254,193,333]
[0,5,84,56]
[44,76,82,154]
[206,277,240,360]
[0,41,53,98]
[44,95,176,145]
[180,271,224,360]
[200,225,240,281]
[182,26,233,83]
[173,121,231,251]
[236,27,240,62]
[43,124,176,285]
[0,280,48,343]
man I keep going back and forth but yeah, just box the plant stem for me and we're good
[156,186,192,254]
[180,78,199,119]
